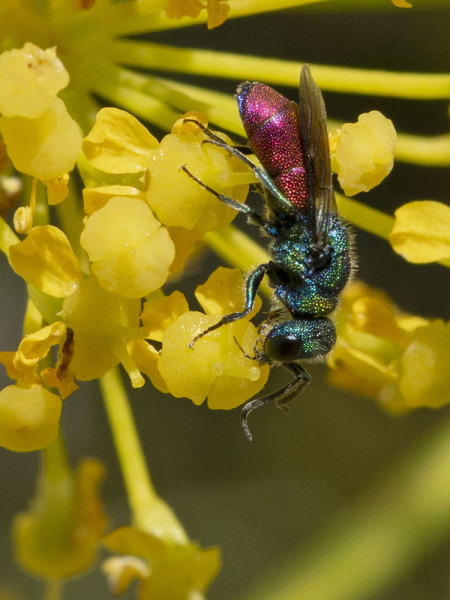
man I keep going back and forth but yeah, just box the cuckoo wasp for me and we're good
[182,65,353,440]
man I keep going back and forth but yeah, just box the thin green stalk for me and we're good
[106,40,450,100]
[395,132,450,166]
[100,368,188,544]
[336,194,393,240]
[97,58,450,167]
[23,296,43,336]
[87,59,180,130]
[43,578,63,600]
[236,413,450,600]
[204,226,271,297]
[112,70,241,133]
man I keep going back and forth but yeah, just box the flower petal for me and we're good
[159,312,269,409]
[0,43,69,118]
[141,291,189,342]
[83,108,158,173]
[332,111,396,196]
[0,97,82,179]
[83,185,146,215]
[103,526,221,600]
[195,266,261,316]
[80,197,175,298]
[147,122,250,232]
[10,225,83,297]
[399,320,450,409]
[389,200,450,263]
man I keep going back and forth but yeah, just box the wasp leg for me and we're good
[188,263,269,348]
[183,118,294,217]
[240,363,310,441]
[180,165,273,233]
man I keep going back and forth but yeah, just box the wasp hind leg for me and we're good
[241,363,310,441]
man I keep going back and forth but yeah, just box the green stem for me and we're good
[87,59,180,130]
[42,433,71,486]
[395,132,450,166]
[43,579,63,600]
[100,368,188,544]
[23,296,43,336]
[106,40,450,99]
[204,226,272,297]
[336,194,394,240]
[236,413,450,600]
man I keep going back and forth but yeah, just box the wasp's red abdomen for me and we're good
[236,82,308,210]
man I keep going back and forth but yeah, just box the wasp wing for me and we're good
[298,65,336,247]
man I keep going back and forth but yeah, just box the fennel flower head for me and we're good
[0,1,449,598]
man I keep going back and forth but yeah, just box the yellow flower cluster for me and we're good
[102,526,220,599]
[328,281,450,413]
[13,455,107,579]
[0,43,268,453]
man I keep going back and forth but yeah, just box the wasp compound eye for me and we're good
[264,333,303,362]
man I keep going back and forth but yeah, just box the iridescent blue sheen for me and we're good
[270,213,351,316]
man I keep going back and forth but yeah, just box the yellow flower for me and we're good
[80,108,251,280]
[392,0,412,7]
[14,451,107,579]
[0,43,81,180]
[330,111,397,197]
[8,224,147,390]
[0,321,72,451]
[9,225,83,298]
[150,267,270,410]
[0,385,61,452]
[102,526,220,600]
[0,43,69,119]
[80,196,175,298]
[389,200,450,264]
[82,107,159,174]
[328,281,450,413]
[61,274,145,386]
[147,114,251,234]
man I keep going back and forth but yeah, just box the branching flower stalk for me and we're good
[0,1,449,599]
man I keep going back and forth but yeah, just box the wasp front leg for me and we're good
[180,165,275,234]
[188,263,269,348]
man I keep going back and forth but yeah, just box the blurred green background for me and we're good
[0,3,449,599]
